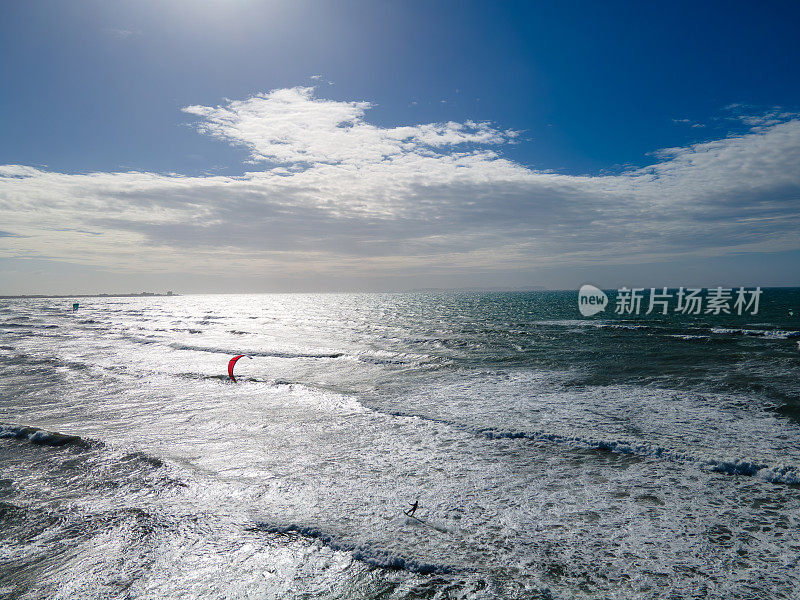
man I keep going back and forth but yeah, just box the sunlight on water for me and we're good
[1,291,799,598]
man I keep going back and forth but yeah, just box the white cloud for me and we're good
[671,118,705,128]
[1,87,799,283]
[102,28,138,40]
[181,87,516,166]
[721,104,800,131]
[739,109,800,131]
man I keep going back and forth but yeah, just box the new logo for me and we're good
[578,284,608,317]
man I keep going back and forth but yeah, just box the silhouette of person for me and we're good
[405,500,419,517]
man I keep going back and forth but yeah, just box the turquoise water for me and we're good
[1,290,799,598]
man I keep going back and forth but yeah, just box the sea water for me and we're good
[1,291,799,599]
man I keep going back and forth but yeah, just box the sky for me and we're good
[1,0,799,294]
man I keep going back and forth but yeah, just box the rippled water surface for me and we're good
[1,291,799,599]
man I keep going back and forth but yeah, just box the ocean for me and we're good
[1,290,798,599]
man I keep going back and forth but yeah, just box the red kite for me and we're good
[228,354,252,382]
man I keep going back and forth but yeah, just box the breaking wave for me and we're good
[711,327,800,339]
[251,523,455,575]
[0,423,93,449]
[168,342,345,359]
[385,411,800,485]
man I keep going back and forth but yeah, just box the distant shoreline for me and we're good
[1,287,797,300]
[0,293,179,299]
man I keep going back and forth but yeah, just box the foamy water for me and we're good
[1,291,799,599]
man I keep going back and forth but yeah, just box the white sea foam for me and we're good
[1,293,798,599]
[711,327,800,338]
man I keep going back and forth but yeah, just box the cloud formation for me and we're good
[182,87,517,166]
[1,87,799,283]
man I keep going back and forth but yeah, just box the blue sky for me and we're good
[1,0,799,293]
